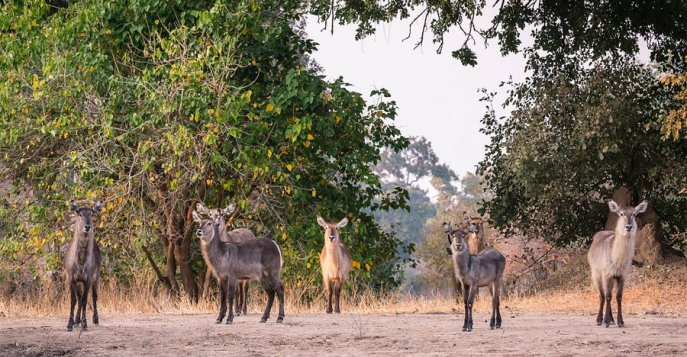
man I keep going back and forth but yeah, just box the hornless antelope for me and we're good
[65,200,102,331]
[446,226,506,332]
[463,212,485,255]
[588,199,647,328]
[317,216,352,314]
[193,209,284,324]
[196,202,255,317]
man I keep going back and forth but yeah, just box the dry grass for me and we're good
[1,278,685,319]
[2,254,686,319]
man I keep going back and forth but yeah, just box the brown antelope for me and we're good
[196,202,255,317]
[463,212,485,254]
[193,209,284,324]
[317,216,352,314]
[65,200,102,331]
[588,199,647,328]
[446,226,506,332]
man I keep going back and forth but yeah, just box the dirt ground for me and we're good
[1,311,685,356]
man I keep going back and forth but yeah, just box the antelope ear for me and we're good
[336,218,348,228]
[221,203,236,216]
[463,211,472,221]
[196,202,210,216]
[608,200,621,213]
[192,211,202,224]
[94,201,103,212]
[634,200,648,215]
[442,222,451,233]
[70,200,79,212]
[316,216,328,229]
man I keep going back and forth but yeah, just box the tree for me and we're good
[660,55,687,140]
[477,57,687,249]
[308,0,687,254]
[0,0,410,299]
[309,0,687,66]
[373,136,457,248]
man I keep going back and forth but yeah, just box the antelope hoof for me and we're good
[67,326,73,332]
[604,322,610,328]
[276,318,283,324]
[81,321,88,330]
[260,318,267,323]
[226,319,233,325]
[93,318,99,326]
[235,312,241,317]
[618,322,625,328]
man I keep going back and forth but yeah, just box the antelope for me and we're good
[196,202,256,317]
[193,209,284,324]
[317,216,351,314]
[463,212,485,254]
[65,200,102,332]
[442,221,482,256]
[446,226,506,332]
[588,199,647,328]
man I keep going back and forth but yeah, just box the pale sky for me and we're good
[305,15,528,181]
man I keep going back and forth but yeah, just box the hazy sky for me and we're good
[305,15,528,181]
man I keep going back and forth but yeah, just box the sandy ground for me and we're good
[1,311,686,356]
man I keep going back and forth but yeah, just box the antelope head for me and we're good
[70,200,102,234]
[192,210,220,245]
[196,202,236,224]
[463,212,482,234]
[608,200,648,233]
[317,216,348,243]
[447,228,468,256]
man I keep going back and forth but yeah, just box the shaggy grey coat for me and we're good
[64,200,102,331]
[448,228,506,332]
[195,203,257,317]
[194,211,284,324]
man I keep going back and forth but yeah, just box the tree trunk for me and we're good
[150,180,207,302]
[202,267,213,298]
[175,200,199,302]
[165,239,179,293]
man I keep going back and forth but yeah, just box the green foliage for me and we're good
[659,54,687,140]
[478,58,687,247]
[309,0,687,66]
[0,0,410,296]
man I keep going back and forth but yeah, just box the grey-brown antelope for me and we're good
[317,216,351,314]
[196,202,256,317]
[444,223,506,332]
[588,199,647,328]
[442,221,483,256]
[65,200,102,331]
[193,208,284,324]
